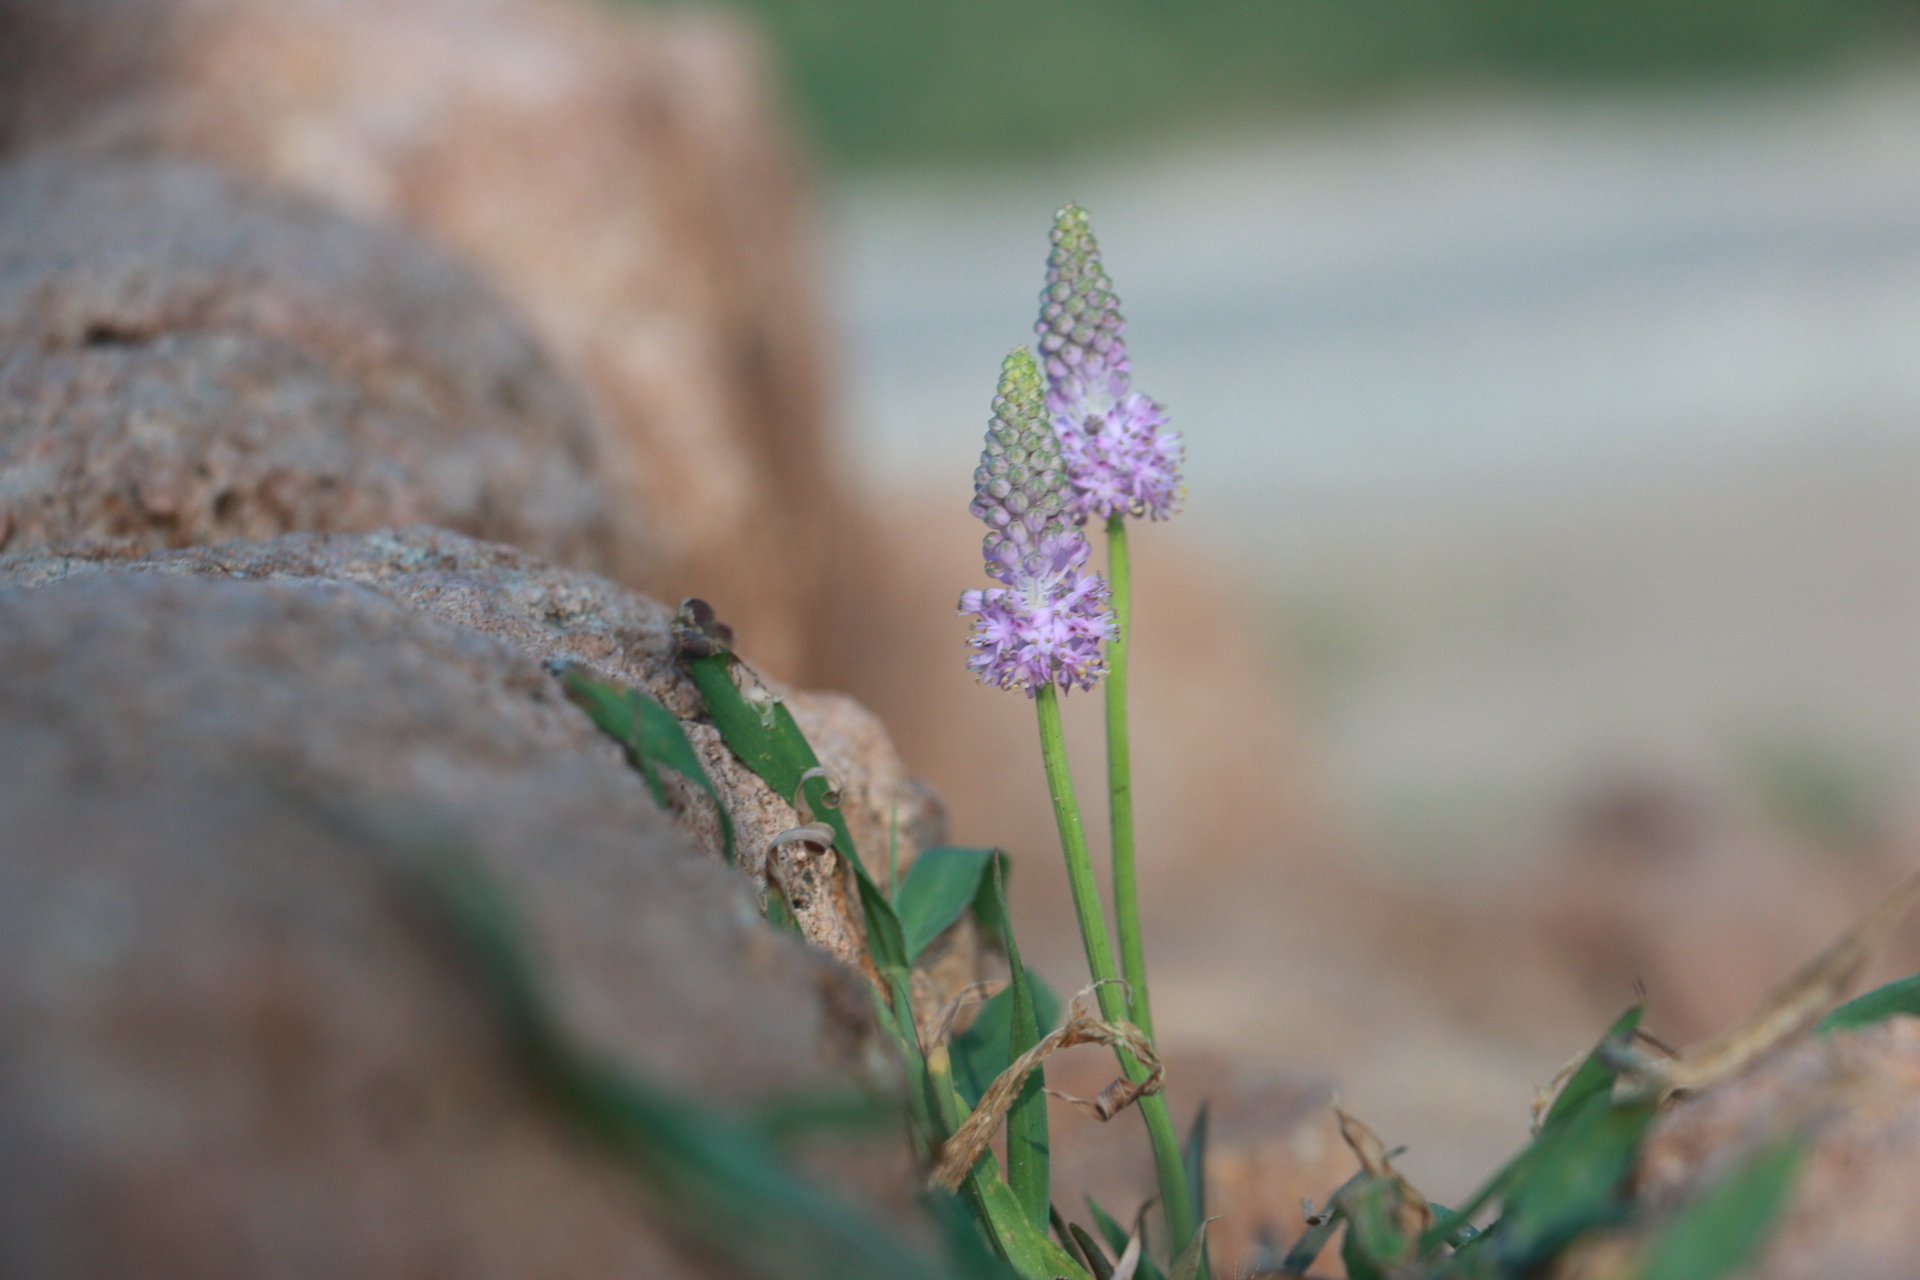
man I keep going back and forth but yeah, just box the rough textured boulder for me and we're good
[0,563,883,1279]
[0,527,952,983]
[0,0,845,679]
[1630,1017,1920,1280]
[0,153,615,570]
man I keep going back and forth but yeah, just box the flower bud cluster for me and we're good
[1036,205,1185,523]
[960,349,1115,695]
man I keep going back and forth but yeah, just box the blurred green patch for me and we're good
[1734,728,1900,853]
[625,0,1919,164]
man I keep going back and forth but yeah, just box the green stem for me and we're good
[1104,515,1154,1038]
[1034,684,1197,1265]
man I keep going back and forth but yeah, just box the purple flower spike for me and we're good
[960,349,1115,696]
[1036,204,1185,522]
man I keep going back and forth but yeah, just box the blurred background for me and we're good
[683,0,1920,1217]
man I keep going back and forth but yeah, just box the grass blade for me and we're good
[994,855,1051,1231]
[1635,1138,1803,1280]
[1168,1217,1217,1280]
[1539,1004,1644,1135]
[1182,1101,1209,1224]
[1493,1094,1658,1267]
[896,845,998,962]
[558,664,734,861]
[684,647,911,977]
[1281,1170,1360,1276]
[1817,970,1920,1034]
[1070,1223,1116,1280]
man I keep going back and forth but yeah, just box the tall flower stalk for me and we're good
[960,347,1198,1267]
[1035,205,1185,1047]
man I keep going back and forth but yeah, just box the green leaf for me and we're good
[752,1088,902,1142]
[1337,1178,1415,1280]
[896,846,999,962]
[685,651,910,976]
[1634,1138,1803,1280]
[993,855,1051,1233]
[1067,1222,1114,1280]
[1421,1006,1645,1261]
[927,1051,1088,1280]
[1168,1216,1215,1280]
[1542,1003,1644,1134]
[407,840,959,1280]
[1182,1101,1209,1225]
[1817,970,1920,1034]
[951,979,1064,1108]
[765,886,803,937]
[1281,1170,1362,1275]
[559,664,735,861]
[1493,1094,1659,1266]
[1420,1142,1531,1255]
[926,1190,1024,1280]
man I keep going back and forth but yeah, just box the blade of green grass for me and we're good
[992,855,1050,1232]
[1491,1094,1659,1267]
[896,845,999,962]
[1280,1171,1358,1276]
[1634,1138,1803,1280]
[405,839,967,1280]
[1817,971,1920,1034]
[1182,1101,1209,1224]
[753,1088,902,1142]
[1541,1004,1644,1134]
[558,664,734,861]
[1167,1216,1216,1280]
[928,1048,1089,1280]
[685,650,909,980]
[1069,1223,1115,1280]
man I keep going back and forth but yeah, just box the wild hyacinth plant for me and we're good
[559,200,1902,1280]
[960,342,1202,1271]
[1036,205,1184,1053]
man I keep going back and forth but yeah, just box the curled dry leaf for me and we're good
[768,822,835,856]
[1531,1051,1588,1134]
[794,765,841,820]
[1632,867,1920,1100]
[929,984,1164,1192]
[1334,1108,1435,1241]
[1108,1215,1145,1280]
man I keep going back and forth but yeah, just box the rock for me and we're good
[0,0,847,679]
[1634,1017,1920,1280]
[0,153,615,571]
[0,565,879,1279]
[0,527,955,987]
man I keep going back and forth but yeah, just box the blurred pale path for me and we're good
[830,73,1920,872]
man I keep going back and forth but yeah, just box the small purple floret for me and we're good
[1036,204,1185,523]
[959,349,1115,696]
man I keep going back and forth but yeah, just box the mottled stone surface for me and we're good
[0,565,880,1279]
[0,0,848,679]
[1635,1017,1920,1280]
[0,154,616,569]
[0,527,945,897]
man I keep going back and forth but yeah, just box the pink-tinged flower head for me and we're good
[1036,204,1185,523]
[960,349,1115,695]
